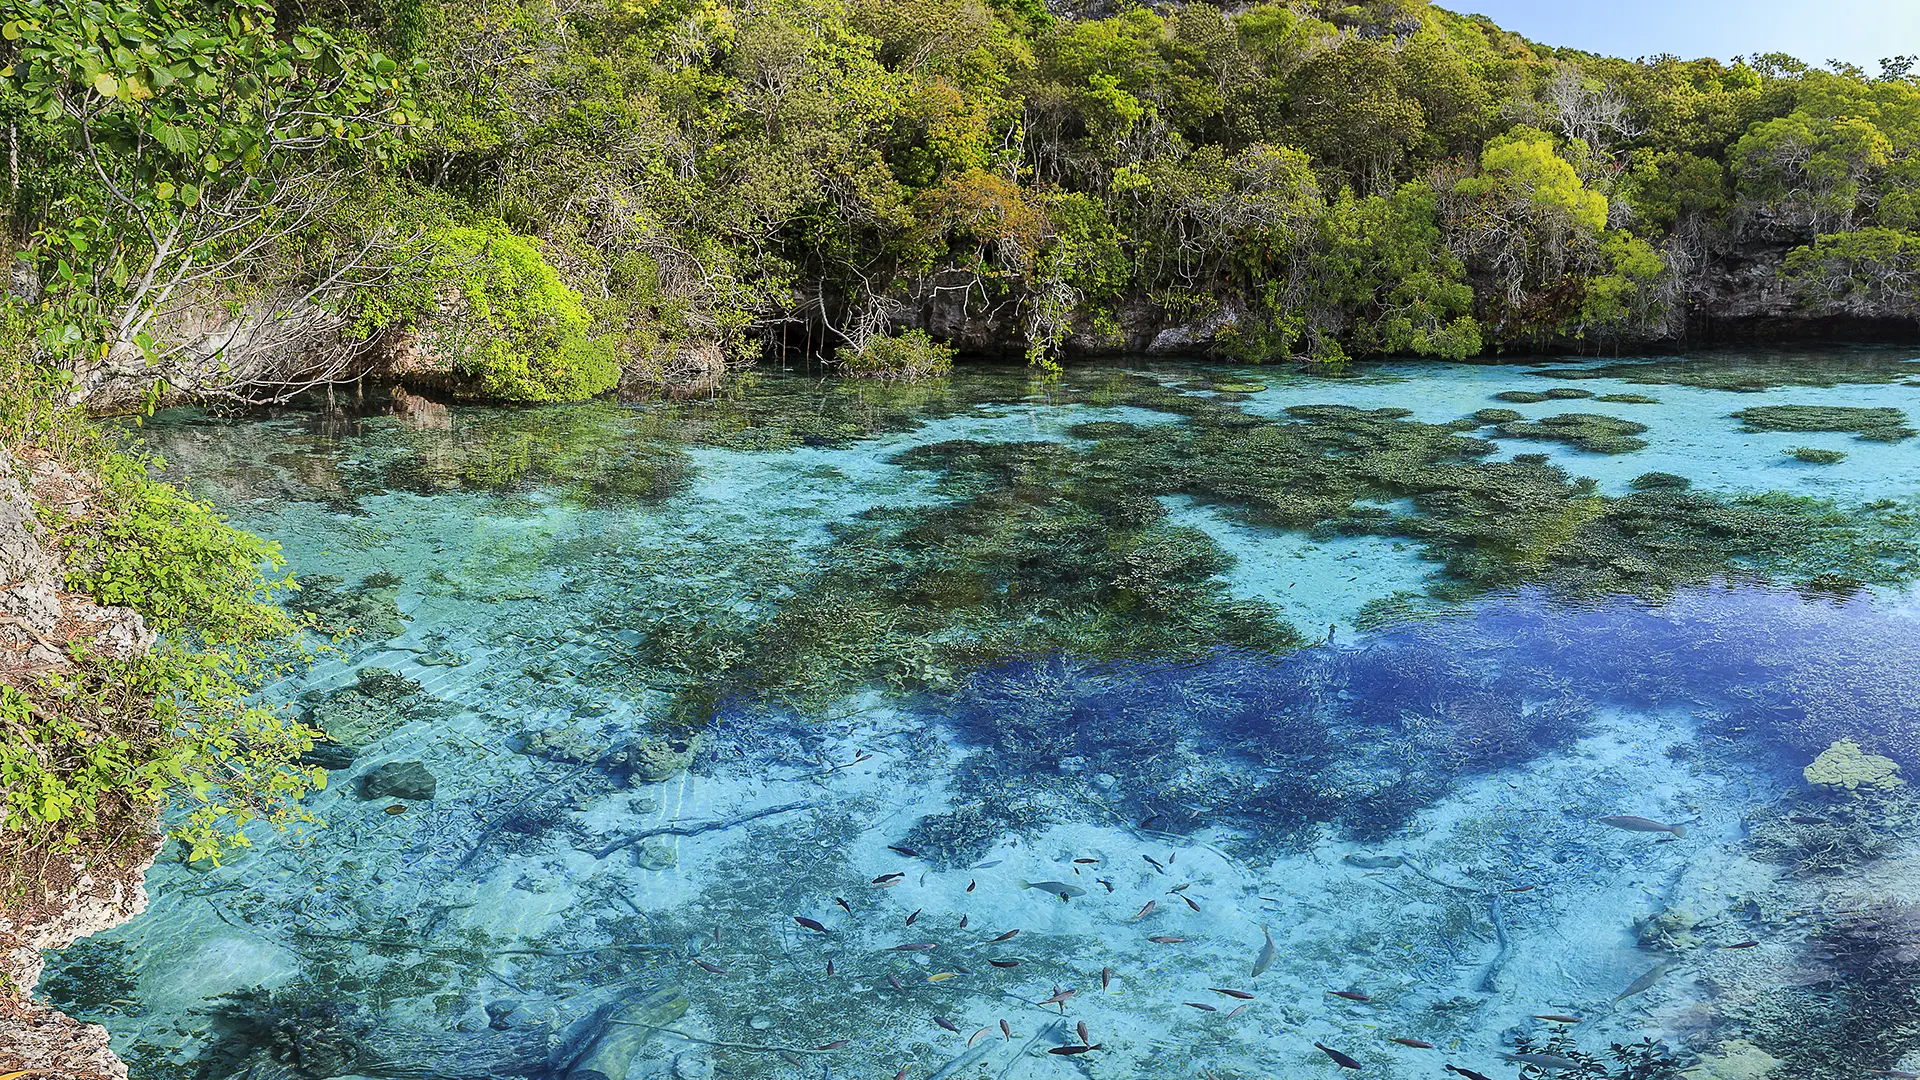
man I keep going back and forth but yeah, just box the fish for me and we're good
[927,972,961,982]
[989,958,1021,968]
[384,804,407,815]
[1445,1066,1497,1080]
[781,1053,804,1067]
[1181,895,1201,913]
[1329,990,1372,1002]
[694,959,729,974]
[1169,883,1190,892]
[1598,815,1685,838]
[1132,900,1158,920]
[1342,853,1404,869]
[1789,814,1831,825]
[958,915,969,929]
[1096,878,1116,893]
[1001,1019,1012,1040]
[1504,885,1537,893]
[1499,1051,1585,1070]
[1077,1021,1089,1045]
[1185,1001,1217,1012]
[889,943,938,952]
[1101,967,1113,990]
[794,917,830,934]
[987,929,1021,943]
[826,959,835,976]
[1615,961,1675,1001]
[1532,1014,1583,1024]
[1147,935,1185,943]
[1252,925,1277,978]
[1038,987,1078,1011]
[1313,1043,1364,1069]
[890,845,921,857]
[966,880,976,893]
[1208,988,1254,1000]
[1074,857,1100,864]
[811,1039,849,1051]
[1020,880,1084,898]
[906,909,921,926]
[888,975,903,990]
[834,896,852,913]
[1226,1003,1249,1018]
[1389,1038,1435,1049]
[968,1026,992,1047]
[973,860,1003,869]
[1140,814,1162,829]
[1143,855,1166,873]
[894,1070,908,1080]
[874,873,906,884]
[1047,1045,1102,1056]
[951,964,973,975]
[1722,941,1759,950]
[1167,851,1176,863]
[934,1016,960,1033]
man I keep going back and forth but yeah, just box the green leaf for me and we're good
[91,70,119,97]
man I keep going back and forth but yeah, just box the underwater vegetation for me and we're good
[1789,446,1850,464]
[1488,412,1652,454]
[1732,404,1916,442]
[1530,349,1920,391]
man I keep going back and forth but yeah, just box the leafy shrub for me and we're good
[428,222,620,403]
[837,329,956,380]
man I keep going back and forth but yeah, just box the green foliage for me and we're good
[427,222,620,403]
[1733,404,1915,442]
[837,328,956,380]
[1789,446,1848,464]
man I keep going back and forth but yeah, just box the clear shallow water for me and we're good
[46,354,1920,1080]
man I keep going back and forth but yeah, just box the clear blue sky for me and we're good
[1448,0,1920,70]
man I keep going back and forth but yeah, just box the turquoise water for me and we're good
[44,353,1920,1080]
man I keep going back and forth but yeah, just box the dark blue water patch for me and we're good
[899,583,1919,865]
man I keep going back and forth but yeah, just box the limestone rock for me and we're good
[360,760,438,801]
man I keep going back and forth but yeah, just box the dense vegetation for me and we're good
[5,0,1920,397]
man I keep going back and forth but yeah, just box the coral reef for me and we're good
[1803,739,1904,791]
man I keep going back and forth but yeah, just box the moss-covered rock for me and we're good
[1733,405,1914,442]
[1493,412,1650,454]
[1789,446,1848,464]
[1804,739,1904,791]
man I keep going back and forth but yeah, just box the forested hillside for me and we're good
[5,0,1920,401]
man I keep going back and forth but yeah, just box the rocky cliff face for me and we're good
[0,445,160,1078]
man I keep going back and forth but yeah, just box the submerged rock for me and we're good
[1804,739,1904,791]
[360,760,438,801]
[626,732,700,783]
[633,839,678,871]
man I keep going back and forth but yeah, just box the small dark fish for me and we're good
[1181,895,1201,913]
[888,975,903,990]
[1143,854,1166,873]
[781,1053,805,1067]
[987,929,1021,943]
[1038,988,1078,1011]
[1167,851,1175,864]
[951,964,973,975]
[967,880,976,893]
[1789,814,1831,825]
[1723,940,1760,949]
[889,943,937,952]
[384,804,407,815]
[794,917,830,934]
[810,1039,849,1051]
[1147,935,1185,943]
[934,1016,960,1033]
[1329,990,1372,1002]
[1314,1042,1364,1070]
[1095,877,1116,892]
[1001,1019,1012,1040]
[1048,1045,1103,1056]
[873,873,906,884]
[1208,987,1254,1000]
[989,958,1021,968]
[1132,900,1157,920]
[1445,1066,1496,1080]
[1077,1021,1089,1045]
[894,1070,908,1080]
[1101,966,1113,990]
[825,959,835,976]
[1390,1037,1435,1048]
[1073,857,1100,864]
[1140,814,1161,829]
[905,909,920,926]
[694,959,729,974]
[958,915,969,929]
[1226,1003,1249,1018]
[834,896,852,912]
[1169,883,1191,892]
[890,844,920,857]
[1504,885,1537,893]
[1598,815,1685,838]
[1532,1014,1583,1023]
[1185,1001,1217,1012]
